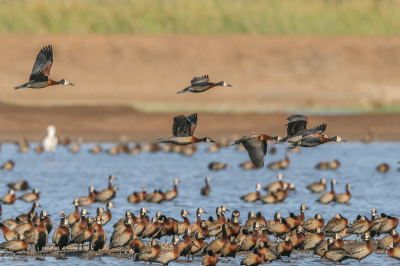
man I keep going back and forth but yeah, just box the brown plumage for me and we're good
[142,217,163,239]
[188,208,207,232]
[220,235,238,261]
[128,235,144,252]
[151,236,180,265]
[370,213,387,238]
[266,217,291,240]
[95,175,117,202]
[164,178,179,201]
[239,223,261,251]
[314,237,335,258]
[132,209,149,237]
[303,214,325,232]
[202,250,219,266]
[201,177,211,196]
[0,233,28,257]
[377,163,390,173]
[350,235,373,262]
[259,246,282,262]
[92,216,106,254]
[153,215,179,242]
[316,179,336,204]
[24,210,50,254]
[323,214,348,234]
[0,222,19,241]
[1,218,19,231]
[135,239,162,263]
[71,209,89,237]
[277,235,293,258]
[288,226,305,251]
[271,183,293,202]
[15,213,35,234]
[306,178,326,193]
[378,229,400,249]
[334,183,352,203]
[1,189,16,204]
[225,217,241,238]
[113,210,136,228]
[99,202,114,225]
[267,152,291,170]
[209,162,230,171]
[387,242,400,261]
[1,160,15,171]
[188,232,205,260]
[240,244,265,266]
[127,185,147,203]
[89,143,102,154]
[231,133,280,169]
[207,207,223,237]
[68,217,94,251]
[378,215,399,237]
[52,216,70,256]
[240,183,262,202]
[346,216,372,239]
[263,173,284,192]
[66,198,80,225]
[177,228,193,257]
[239,161,257,170]
[195,221,209,238]
[18,188,39,202]
[15,202,40,223]
[204,224,232,254]
[177,209,191,235]
[146,189,165,203]
[77,186,97,207]
[300,228,325,252]
[322,243,351,263]
[7,180,29,191]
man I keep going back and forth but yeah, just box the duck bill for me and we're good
[67,81,74,86]
[226,84,232,87]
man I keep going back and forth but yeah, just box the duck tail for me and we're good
[14,82,30,90]
[176,87,190,94]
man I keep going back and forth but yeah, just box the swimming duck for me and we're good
[287,135,346,150]
[150,235,181,265]
[378,229,400,249]
[377,163,390,173]
[15,202,41,223]
[127,185,147,203]
[0,233,28,258]
[128,143,141,155]
[329,159,341,170]
[7,180,30,191]
[267,153,291,170]
[147,190,165,203]
[239,161,257,170]
[303,214,325,232]
[69,137,83,153]
[207,143,220,153]
[164,178,179,201]
[349,232,373,262]
[176,75,232,94]
[1,160,15,171]
[201,177,211,196]
[264,173,285,192]
[15,45,73,89]
[77,186,97,207]
[18,188,39,202]
[159,113,215,146]
[306,178,326,193]
[334,183,352,204]
[89,143,102,154]
[277,235,293,259]
[240,183,262,202]
[1,189,16,204]
[181,144,197,156]
[316,179,337,204]
[271,183,293,202]
[208,162,230,171]
[231,133,281,169]
[315,160,329,170]
[34,144,44,153]
[95,175,117,202]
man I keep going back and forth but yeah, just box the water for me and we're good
[0,142,399,265]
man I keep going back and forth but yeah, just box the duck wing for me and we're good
[286,115,308,136]
[303,124,327,137]
[191,75,209,84]
[31,45,53,76]
[29,71,48,82]
[172,114,196,137]
[241,137,266,169]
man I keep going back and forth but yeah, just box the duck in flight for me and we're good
[158,113,215,145]
[231,133,281,169]
[14,45,74,89]
[276,115,327,144]
[176,75,232,94]
[286,135,346,150]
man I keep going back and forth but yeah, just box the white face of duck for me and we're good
[321,178,326,184]
[206,177,211,183]
[277,173,283,181]
[221,81,232,87]
[174,178,179,186]
[256,183,262,191]
[59,79,74,86]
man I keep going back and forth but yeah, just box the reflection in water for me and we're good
[0,142,399,265]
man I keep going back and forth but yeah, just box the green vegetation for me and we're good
[1,0,400,35]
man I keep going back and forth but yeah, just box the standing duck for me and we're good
[142,217,163,239]
[202,250,219,266]
[303,214,325,232]
[18,188,39,202]
[77,186,97,207]
[378,215,399,237]
[164,178,179,201]
[153,215,179,243]
[287,204,309,228]
[0,233,28,258]
[7,180,29,191]
[1,160,15,171]
[176,75,232,94]
[378,229,400,249]
[98,202,114,225]
[306,178,326,193]
[177,228,193,258]
[349,232,373,262]
[177,209,191,235]
[14,213,35,234]
[201,177,211,196]
[316,179,337,204]
[300,228,325,254]
[188,208,207,232]
[66,198,80,225]
[277,235,293,259]
[68,216,94,251]
[240,183,262,202]
[204,224,233,254]
[95,175,117,202]
[267,153,291,170]
[322,242,351,263]
[220,235,238,261]
[91,216,107,256]
[14,45,73,89]
[1,189,16,204]
[52,216,70,257]
[15,202,41,223]
[370,213,387,238]
[109,218,135,253]
[71,209,90,237]
[158,113,215,145]
[135,239,162,263]
[231,133,280,169]
[150,236,181,265]
[209,162,230,171]
[240,243,265,266]
[189,232,206,260]
[25,210,51,256]
[266,218,291,242]
[334,183,352,204]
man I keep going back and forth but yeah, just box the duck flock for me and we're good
[0,45,398,266]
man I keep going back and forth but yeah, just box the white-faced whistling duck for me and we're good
[207,143,220,153]
[290,204,309,227]
[1,160,15,171]
[316,179,337,204]
[276,235,293,259]
[361,126,374,143]
[300,228,325,254]
[202,250,219,266]
[329,159,340,170]
[98,202,114,225]
[52,216,70,257]
[18,188,39,203]
[315,160,329,170]
[147,189,165,203]
[91,216,106,256]
[378,215,399,237]
[69,137,83,153]
[258,243,282,262]
[61,137,71,146]
[135,239,162,263]
[220,206,229,223]
[286,135,346,150]
[231,133,281,169]
[271,183,294,202]
[334,183,352,204]
[150,236,181,265]
[323,214,349,234]
[7,180,29,191]
[68,216,94,251]
[239,222,261,251]
[153,215,178,243]
[25,210,51,256]
[71,209,89,237]
[200,177,211,196]
[128,236,145,256]
[209,162,230,171]
[288,226,305,255]
[265,215,290,241]
[0,222,19,241]
[322,241,351,263]
[176,209,191,235]
[204,224,233,254]
[142,217,163,239]
[224,217,240,239]
[164,178,179,201]
[89,143,102,154]
[220,235,239,261]
[263,173,283,192]
[239,161,257,170]
[188,232,205,260]
[110,215,132,245]
[240,183,262,202]
[240,242,265,266]
[370,212,386,238]
[269,146,277,154]
[132,208,151,237]
[314,237,335,258]
[268,153,291,170]
[95,175,117,203]
[387,242,400,260]
[17,138,29,153]
[33,211,53,234]
[128,143,141,155]
[176,75,232,94]
[15,213,35,234]
[377,163,390,173]
[306,178,326,194]
[195,221,210,239]
[0,233,28,258]
[127,185,147,203]
[378,229,400,249]
[303,214,325,232]
[188,208,207,232]
[15,202,41,223]
[349,232,373,262]
[113,210,136,228]
[66,198,80,225]
[1,189,16,204]
[14,45,74,89]
[35,144,44,153]
[242,212,263,234]
[159,113,215,146]
[177,228,192,258]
